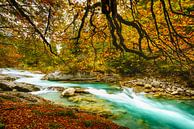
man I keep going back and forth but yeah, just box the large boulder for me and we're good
[14,82,40,92]
[0,80,14,91]
[42,71,97,81]
[0,81,40,92]
[61,88,76,97]
[42,71,74,80]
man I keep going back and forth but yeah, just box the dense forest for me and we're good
[1,0,193,76]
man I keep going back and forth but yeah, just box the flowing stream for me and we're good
[1,68,194,129]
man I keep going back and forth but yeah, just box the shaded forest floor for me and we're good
[0,92,128,129]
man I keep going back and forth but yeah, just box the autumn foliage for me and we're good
[0,92,128,129]
[0,0,193,74]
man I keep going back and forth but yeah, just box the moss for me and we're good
[0,122,5,129]
[83,120,94,128]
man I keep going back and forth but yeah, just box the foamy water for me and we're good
[1,68,194,129]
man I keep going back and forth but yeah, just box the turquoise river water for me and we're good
[1,68,194,129]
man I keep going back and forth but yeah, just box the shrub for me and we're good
[83,120,94,128]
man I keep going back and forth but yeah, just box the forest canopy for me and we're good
[0,0,193,74]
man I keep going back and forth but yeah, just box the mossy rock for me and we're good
[68,94,105,103]
[79,105,113,118]
[68,94,115,118]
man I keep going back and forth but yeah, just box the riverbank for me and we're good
[0,92,128,129]
[1,68,194,129]
[120,73,194,100]
[41,70,194,100]
[0,70,128,129]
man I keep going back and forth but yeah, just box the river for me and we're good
[1,68,194,129]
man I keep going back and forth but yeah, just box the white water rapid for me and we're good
[1,68,194,129]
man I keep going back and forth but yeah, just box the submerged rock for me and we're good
[68,94,115,118]
[68,95,98,103]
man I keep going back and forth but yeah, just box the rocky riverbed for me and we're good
[43,70,194,99]
[1,68,194,129]
[0,70,119,119]
[0,74,40,92]
[1,68,194,100]
[0,70,128,129]
[121,76,194,99]
[42,70,121,83]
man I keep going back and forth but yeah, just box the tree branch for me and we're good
[44,6,52,35]
[7,0,57,55]
[168,0,194,18]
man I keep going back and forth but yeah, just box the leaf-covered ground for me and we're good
[0,92,128,129]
